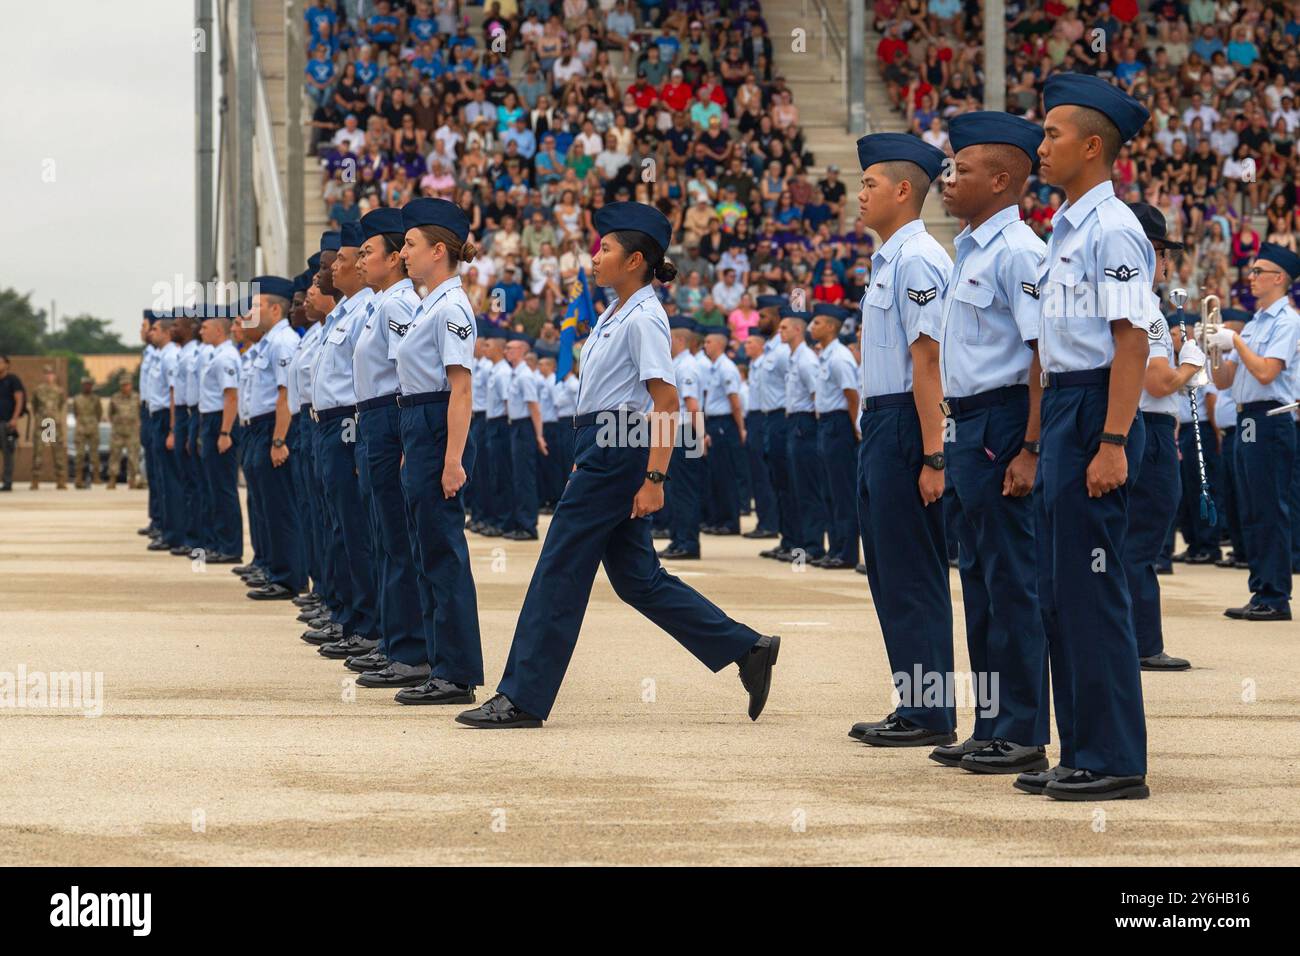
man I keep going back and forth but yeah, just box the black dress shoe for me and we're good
[928,736,993,767]
[742,528,779,539]
[479,525,503,537]
[502,529,539,541]
[1044,769,1149,801]
[345,651,389,673]
[1013,764,1074,795]
[169,545,192,556]
[1214,553,1238,568]
[855,563,868,575]
[292,593,321,608]
[1170,548,1192,563]
[247,583,296,601]
[808,555,830,568]
[396,676,477,705]
[849,712,896,741]
[297,608,323,623]
[857,713,957,748]
[538,505,555,516]
[301,624,342,645]
[306,614,333,629]
[736,635,779,721]
[320,636,379,660]
[232,564,254,575]
[1241,604,1291,621]
[356,661,431,687]
[1186,551,1217,565]
[1223,604,1253,619]
[657,547,700,560]
[1140,651,1191,671]
[758,547,784,559]
[455,693,543,728]
[959,740,1049,774]
[147,540,172,551]
[242,573,269,588]
[1155,563,1173,575]
[650,527,671,539]
[818,557,856,570]
[206,553,241,564]
[137,525,155,536]
[711,526,740,536]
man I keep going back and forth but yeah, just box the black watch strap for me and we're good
[923,452,945,470]
[219,431,231,437]
[1022,440,1041,455]
[1099,432,1127,447]
[645,470,669,484]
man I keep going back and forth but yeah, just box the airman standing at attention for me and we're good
[29,365,69,490]
[72,378,103,488]
[107,378,142,489]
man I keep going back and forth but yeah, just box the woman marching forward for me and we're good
[456,202,780,728]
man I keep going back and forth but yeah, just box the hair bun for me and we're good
[655,256,678,283]
[460,240,478,264]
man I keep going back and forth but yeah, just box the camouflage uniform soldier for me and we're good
[72,379,103,488]
[29,365,69,490]
[107,379,142,489]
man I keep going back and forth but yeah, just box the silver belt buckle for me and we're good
[939,399,952,417]
[1040,370,1050,388]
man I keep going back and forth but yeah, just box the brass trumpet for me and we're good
[1198,293,1222,369]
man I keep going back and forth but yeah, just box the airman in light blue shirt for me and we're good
[814,339,858,414]
[395,275,477,395]
[783,337,817,413]
[311,288,373,411]
[575,284,674,416]
[1228,296,1300,405]
[940,203,1045,398]
[353,278,419,402]
[199,340,241,415]
[702,351,740,417]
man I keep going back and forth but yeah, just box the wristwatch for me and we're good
[923,452,946,470]
[1099,432,1127,448]
[272,437,286,449]
[645,470,669,484]
[1022,440,1041,455]
[219,431,231,438]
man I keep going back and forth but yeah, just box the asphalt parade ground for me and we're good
[2,486,1298,866]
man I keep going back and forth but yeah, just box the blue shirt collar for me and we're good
[1055,180,1114,230]
[1256,295,1290,321]
[422,274,462,308]
[875,218,926,263]
[958,204,1022,250]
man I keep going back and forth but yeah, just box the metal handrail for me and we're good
[803,0,848,102]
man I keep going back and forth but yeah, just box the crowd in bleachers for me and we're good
[872,0,1300,314]
[304,0,874,354]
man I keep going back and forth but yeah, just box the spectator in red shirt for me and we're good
[660,69,693,112]
[813,268,845,305]
[629,75,658,111]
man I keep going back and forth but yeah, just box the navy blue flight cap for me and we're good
[293,271,312,295]
[700,324,729,338]
[401,197,470,241]
[593,201,673,253]
[251,275,295,300]
[948,111,1044,164]
[479,323,506,340]
[855,132,946,181]
[339,221,364,248]
[1219,307,1252,325]
[813,303,853,322]
[756,294,787,310]
[506,331,533,345]
[668,316,696,332]
[1128,201,1184,251]
[319,230,341,252]
[1043,73,1151,143]
[1257,242,1300,280]
[779,305,812,322]
[308,251,322,273]
[360,208,404,240]
[143,309,167,323]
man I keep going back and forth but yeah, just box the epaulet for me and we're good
[1095,195,1140,230]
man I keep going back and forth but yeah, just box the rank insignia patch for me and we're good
[906,287,937,306]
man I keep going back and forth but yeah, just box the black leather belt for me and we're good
[241,411,275,427]
[860,391,913,413]
[1042,369,1110,389]
[941,384,1028,418]
[1238,400,1283,413]
[397,391,450,408]
[299,402,312,415]
[574,409,638,428]
[763,409,784,417]
[315,405,353,423]
[356,394,399,413]
[787,410,815,419]
[1142,411,1176,427]
[472,410,486,421]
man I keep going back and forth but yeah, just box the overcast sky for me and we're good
[2,1,195,343]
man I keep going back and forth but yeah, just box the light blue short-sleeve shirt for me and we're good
[940,204,1046,398]
[815,339,859,413]
[506,362,540,420]
[353,279,419,402]
[860,218,953,398]
[757,337,789,412]
[199,340,241,414]
[702,354,740,416]
[575,284,675,416]
[784,341,818,413]
[1231,297,1300,405]
[395,275,477,395]
[1037,181,1157,375]
[312,290,372,412]
[487,359,511,417]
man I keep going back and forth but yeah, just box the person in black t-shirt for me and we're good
[0,355,25,491]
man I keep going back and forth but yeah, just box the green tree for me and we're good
[44,315,130,354]
[0,288,46,354]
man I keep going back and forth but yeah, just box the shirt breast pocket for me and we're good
[863,285,896,349]
[1045,262,1081,331]
[253,355,270,371]
[952,278,995,344]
